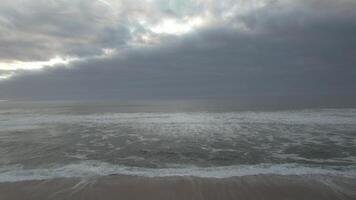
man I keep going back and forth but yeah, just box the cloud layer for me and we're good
[0,0,356,102]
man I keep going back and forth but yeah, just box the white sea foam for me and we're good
[1,109,356,183]
[0,161,355,183]
[1,109,356,131]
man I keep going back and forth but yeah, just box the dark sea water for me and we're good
[0,101,356,182]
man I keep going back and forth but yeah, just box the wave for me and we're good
[1,109,356,132]
[1,161,355,182]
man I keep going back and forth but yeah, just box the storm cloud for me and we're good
[0,0,356,103]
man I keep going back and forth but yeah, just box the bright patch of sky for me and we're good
[0,57,73,71]
[150,17,203,35]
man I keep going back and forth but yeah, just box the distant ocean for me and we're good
[0,101,356,199]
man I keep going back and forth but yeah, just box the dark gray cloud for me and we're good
[0,0,134,61]
[0,0,356,104]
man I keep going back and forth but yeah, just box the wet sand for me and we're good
[1,174,355,200]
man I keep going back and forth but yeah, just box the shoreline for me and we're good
[1,174,356,200]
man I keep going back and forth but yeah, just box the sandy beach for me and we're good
[1,174,356,200]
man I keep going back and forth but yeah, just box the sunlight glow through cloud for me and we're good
[0,72,15,80]
[97,0,112,7]
[0,57,74,71]
[150,17,204,35]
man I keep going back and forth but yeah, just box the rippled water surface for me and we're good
[0,101,356,181]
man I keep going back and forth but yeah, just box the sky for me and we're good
[0,0,355,102]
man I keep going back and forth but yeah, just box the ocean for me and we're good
[0,100,356,199]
